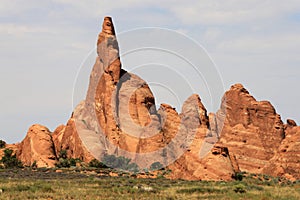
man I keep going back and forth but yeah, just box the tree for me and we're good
[0,148,23,168]
[0,140,6,149]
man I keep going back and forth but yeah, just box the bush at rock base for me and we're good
[0,148,23,168]
[102,154,139,172]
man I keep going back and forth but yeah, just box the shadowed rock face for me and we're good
[9,16,300,181]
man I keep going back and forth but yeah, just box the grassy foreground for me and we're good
[0,169,300,199]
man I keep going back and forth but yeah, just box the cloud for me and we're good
[166,0,300,25]
[217,33,300,55]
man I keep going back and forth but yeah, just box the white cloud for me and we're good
[167,0,300,25]
[0,24,55,37]
[217,33,300,55]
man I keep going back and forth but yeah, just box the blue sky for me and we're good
[1,0,300,143]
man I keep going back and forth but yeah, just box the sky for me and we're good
[1,0,300,143]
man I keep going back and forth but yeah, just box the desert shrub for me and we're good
[102,154,139,172]
[59,149,67,159]
[55,150,82,168]
[150,162,163,171]
[56,158,70,168]
[89,159,107,168]
[0,140,6,149]
[232,172,244,181]
[31,160,37,169]
[69,158,82,166]
[233,184,247,193]
[0,148,23,168]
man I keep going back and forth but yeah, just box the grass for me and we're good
[0,169,300,199]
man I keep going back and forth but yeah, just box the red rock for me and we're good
[166,95,238,180]
[286,119,297,127]
[17,124,57,168]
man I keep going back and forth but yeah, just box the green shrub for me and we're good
[55,158,70,168]
[232,172,244,181]
[0,140,6,149]
[233,184,247,193]
[55,149,82,168]
[150,162,163,171]
[0,148,23,168]
[102,154,139,172]
[31,160,37,169]
[70,158,82,167]
[59,149,67,159]
[89,159,107,168]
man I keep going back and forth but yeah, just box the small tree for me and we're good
[0,148,23,168]
[0,140,6,149]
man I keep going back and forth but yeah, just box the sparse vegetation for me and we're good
[0,148,23,168]
[0,169,299,199]
[55,149,82,168]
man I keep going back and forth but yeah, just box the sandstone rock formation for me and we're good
[2,16,299,182]
[215,83,300,180]
[262,123,300,180]
[217,84,285,174]
[17,124,57,168]
[60,16,238,179]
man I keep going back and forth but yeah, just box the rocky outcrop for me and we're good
[262,123,300,180]
[60,16,238,179]
[52,118,94,162]
[4,17,299,181]
[17,124,57,167]
[167,95,238,180]
[218,83,285,174]
[214,84,300,180]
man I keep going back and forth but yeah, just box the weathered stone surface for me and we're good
[54,118,94,162]
[262,125,300,180]
[17,124,57,168]
[218,83,285,173]
[166,95,238,180]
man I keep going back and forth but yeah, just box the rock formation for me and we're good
[2,16,299,181]
[17,124,57,167]
[262,122,300,180]
[50,16,238,179]
[217,84,285,173]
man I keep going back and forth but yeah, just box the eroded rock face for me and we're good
[166,95,238,180]
[17,124,57,168]
[53,118,94,162]
[218,84,285,173]
[262,124,300,180]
